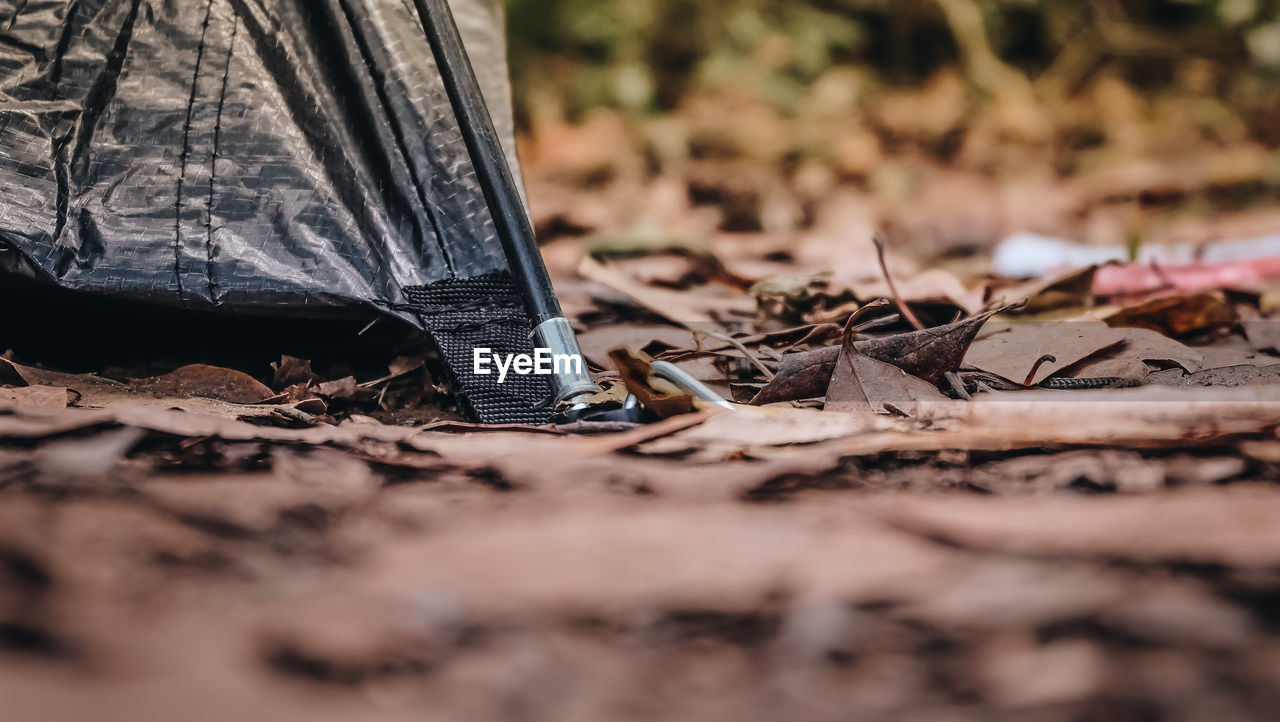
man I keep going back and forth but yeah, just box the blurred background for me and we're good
[504,0,1280,271]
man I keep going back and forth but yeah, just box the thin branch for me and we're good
[873,233,927,332]
[693,329,776,381]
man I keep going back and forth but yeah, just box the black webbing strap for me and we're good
[404,273,553,425]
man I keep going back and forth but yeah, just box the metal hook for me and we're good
[650,361,736,411]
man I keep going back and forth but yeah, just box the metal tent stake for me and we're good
[411,0,597,407]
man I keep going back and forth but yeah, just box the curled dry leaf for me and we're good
[750,273,845,325]
[1100,291,1237,337]
[609,349,697,418]
[272,355,317,390]
[277,383,328,415]
[133,364,276,404]
[751,310,998,405]
[315,376,367,402]
[989,266,1098,316]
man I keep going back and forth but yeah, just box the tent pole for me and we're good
[411,0,597,407]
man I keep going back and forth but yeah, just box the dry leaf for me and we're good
[579,256,719,327]
[990,266,1098,316]
[752,311,998,405]
[1062,328,1206,382]
[826,342,948,415]
[750,273,849,325]
[609,349,697,418]
[965,322,1129,386]
[387,355,426,378]
[1101,291,1237,337]
[0,385,70,411]
[133,364,275,404]
[576,325,698,369]
[1242,309,1280,354]
[272,356,317,390]
[1148,365,1280,388]
[846,268,986,315]
[0,358,323,424]
[315,377,368,402]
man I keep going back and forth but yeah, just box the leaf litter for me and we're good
[6,112,1280,722]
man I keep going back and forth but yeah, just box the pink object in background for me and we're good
[1092,257,1280,297]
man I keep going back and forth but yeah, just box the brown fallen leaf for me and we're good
[277,383,329,415]
[603,248,755,291]
[1148,364,1280,388]
[657,323,847,365]
[576,325,698,369]
[579,256,720,327]
[272,355,317,390]
[1242,308,1280,354]
[315,376,375,403]
[577,411,719,455]
[0,406,115,439]
[1057,328,1207,384]
[133,364,275,404]
[752,311,998,405]
[0,385,70,411]
[966,322,1129,387]
[634,404,881,464]
[846,268,987,316]
[990,266,1098,316]
[1,358,131,401]
[1,358,323,424]
[610,349,697,418]
[826,335,948,415]
[1101,291,1237,337]
[881,486,1280,569]
[387,354,426,377]
[751,273,851,326]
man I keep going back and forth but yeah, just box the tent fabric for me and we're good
[0,0,553,423]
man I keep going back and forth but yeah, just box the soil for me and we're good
[3,406,1280,721]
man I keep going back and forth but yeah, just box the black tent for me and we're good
[0,0,569,423]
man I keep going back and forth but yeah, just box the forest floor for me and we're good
[5,99,1280,719]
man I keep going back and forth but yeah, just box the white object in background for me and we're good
[993,231,1280,278]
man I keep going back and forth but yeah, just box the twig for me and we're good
[758,346,785,363]
[945,371,972,401]
[872,233,927,332]
[854,314,902,334]
[1023,355,1057,387]
[693,329,776,381]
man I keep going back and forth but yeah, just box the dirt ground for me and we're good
[7,40,1280,720]
[4,361,1280,722]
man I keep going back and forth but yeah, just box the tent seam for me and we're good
[174,0,216,302]
[206,12,239,306]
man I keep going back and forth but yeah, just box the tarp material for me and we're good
[0,0,552,423]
